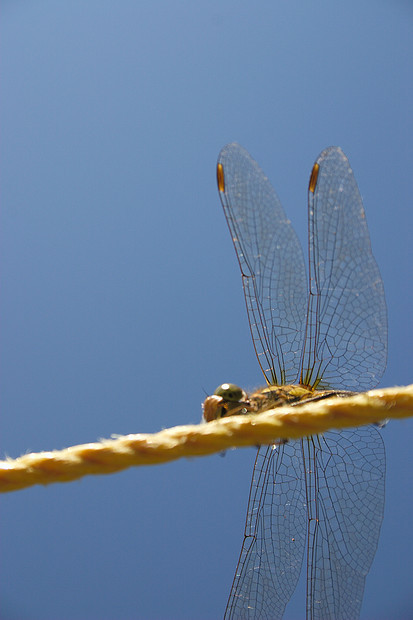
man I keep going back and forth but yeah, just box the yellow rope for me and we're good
[1,384,413,494]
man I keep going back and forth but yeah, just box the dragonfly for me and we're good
[202,144,387,620]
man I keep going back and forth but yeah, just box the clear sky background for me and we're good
[1,2,413,619]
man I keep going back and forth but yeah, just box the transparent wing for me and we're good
[224,428,385,620]
[301,147,387,390]
[304,426,385,619]
[224,444,307,619]
[217,143,307,385]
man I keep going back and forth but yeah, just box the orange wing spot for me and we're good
[309,162,320,193]
[217,162,225,192]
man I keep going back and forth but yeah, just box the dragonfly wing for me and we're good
[217,144,308,385]
[304,426,385,620]
[301,146,387,390]
[224,443,307,619]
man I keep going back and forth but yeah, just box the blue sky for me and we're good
[1,1,413,618]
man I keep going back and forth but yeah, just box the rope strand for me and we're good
[1,384,412,493]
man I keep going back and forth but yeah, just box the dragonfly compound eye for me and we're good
[214,383,244,402]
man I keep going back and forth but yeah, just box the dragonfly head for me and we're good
[202,383,249,422]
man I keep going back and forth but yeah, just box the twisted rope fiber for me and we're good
[1,384,412,493]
